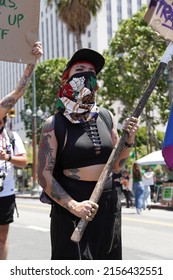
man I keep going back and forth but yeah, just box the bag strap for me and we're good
[99,107,113,133]
[6,130,15,151]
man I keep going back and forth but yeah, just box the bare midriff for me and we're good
[63,164,106,181]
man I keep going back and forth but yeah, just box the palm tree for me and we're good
[47,0,102,49]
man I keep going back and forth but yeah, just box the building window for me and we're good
[61,23,64,57]
[56,18,59,57]
[46,18,49,58]
[107,0,112,41]
[117,0,122,21]
[51,14,54,58]
[137,0,142,10]
[127,0,132,18]
[88,30,91,37]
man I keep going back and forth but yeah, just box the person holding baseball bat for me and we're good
[0,42,43,120]
[37,48,139,260]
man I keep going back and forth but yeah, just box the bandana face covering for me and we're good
[56,71,99,123]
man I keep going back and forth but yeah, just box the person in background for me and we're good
[112,171,123,195]
[0,42,43,120]
[0,116,28,259]
[121,170,132,208]
[142,167,154,210]
[38,48,140,260]
[132,163,144,214]
[144,166,155,202]
[154,168,164,202]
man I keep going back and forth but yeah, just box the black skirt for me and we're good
[50,175,122,260]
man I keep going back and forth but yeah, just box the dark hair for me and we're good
[133,163,142,179]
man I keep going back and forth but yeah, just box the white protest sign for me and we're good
[0,0,40,64]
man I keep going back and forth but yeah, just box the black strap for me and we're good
[6,130,15,151]
[99,107,113,133]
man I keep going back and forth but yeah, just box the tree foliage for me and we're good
[99,6,169,125]
[47,0,102,49]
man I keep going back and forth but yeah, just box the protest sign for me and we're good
[144,0,173,41]
[0,0,40,64]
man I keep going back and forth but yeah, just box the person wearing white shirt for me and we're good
[0,116,28,259]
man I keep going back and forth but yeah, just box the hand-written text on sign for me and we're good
[0,1,24,39]
[149,0,173,30]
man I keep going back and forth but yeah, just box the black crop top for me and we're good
[54,113,114,169]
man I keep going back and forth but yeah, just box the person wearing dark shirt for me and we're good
[38,48,139,260]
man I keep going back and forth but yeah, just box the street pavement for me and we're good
[15,191,173,211]
[8,197,173,260]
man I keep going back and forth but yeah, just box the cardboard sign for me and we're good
[0,0,40,64]
[144,0,173,41]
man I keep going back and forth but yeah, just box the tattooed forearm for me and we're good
[50,177,68,201]
[0,65,35,112]
[15,64,35,95]
[1,97,16,109]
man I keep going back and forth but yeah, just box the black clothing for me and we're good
[51,175,122,260]
[54,113,113,169]
[51,112,122,260]
[0,194,15,225]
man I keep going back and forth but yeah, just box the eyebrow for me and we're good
[75,65,95,71]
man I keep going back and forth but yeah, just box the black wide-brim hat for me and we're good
[65,48,105,75]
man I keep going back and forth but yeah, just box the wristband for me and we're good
[124,142,134,149]
[7,154,12,162]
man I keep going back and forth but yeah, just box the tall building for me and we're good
[0,0,149,139]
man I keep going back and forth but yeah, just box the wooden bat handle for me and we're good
[71,219,88,243]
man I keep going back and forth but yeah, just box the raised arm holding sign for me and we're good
[0,0,42,119]
[0,42,43,120]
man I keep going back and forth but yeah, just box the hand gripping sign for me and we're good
[70,0,173,243]
[0,0,40,64]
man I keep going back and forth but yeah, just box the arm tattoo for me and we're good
[15,64,35,95]
[37,118,55,189]
[0,65,35,111]
[38,117,73,208]
[50,177,67,201]
[1,97,16,109]
[67,168,80,180]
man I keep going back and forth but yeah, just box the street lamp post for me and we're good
[25,71,42,195]
[25,73,49,195]
[32,70,37,194]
